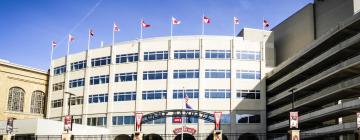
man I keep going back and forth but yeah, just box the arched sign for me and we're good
[141,109,215,124]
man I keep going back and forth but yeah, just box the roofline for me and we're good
[0,60,48,75]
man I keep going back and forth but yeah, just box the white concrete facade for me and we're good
[47,29,274,137]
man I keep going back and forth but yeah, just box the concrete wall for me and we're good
[271,4,315,65]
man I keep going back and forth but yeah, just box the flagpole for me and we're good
[88,29,91,51]
[67,35,70,56]
[233,19,236,38]
[113,26,115,47]
[202,14,204,36]
[140,19,143,39]
[171,17,173,38]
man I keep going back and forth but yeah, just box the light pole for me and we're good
[64,92,75,133]
[289,88,297,111]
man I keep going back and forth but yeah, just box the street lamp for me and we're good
[64,92,75,133]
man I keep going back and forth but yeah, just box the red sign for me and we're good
[290,112,299,129]
[64,115,72,131]
[173,126,197,135]
[135,113,143,131]
[173,117,182,123]
[214,112,222,130]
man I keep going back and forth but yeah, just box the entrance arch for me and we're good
[206,134,228,140]
[238,133,258,140]
[114,134,132,140]
[174,133,196,140]
[144,134,163,140]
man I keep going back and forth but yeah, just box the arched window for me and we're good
[8,87,25,112]
[30,90,45,114]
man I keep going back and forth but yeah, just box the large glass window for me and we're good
[70,60,87,71]
[91,56,111,67]
[69,96,83,105]
[142,90,167,100]
[236,70,260,80]
[205,114,230,124]
[87,117,107,126]
[51,99,63,108]
[30,90,45,114]
[115,72,137,82]
[8,87,25,112]
[90,75,109,85]
[89,93,108,103]
[52,82,64,91]
[69,78,85,88]
[205,69,231,78]
[236,114,261,124]
[174,50,200,59]
[173,89,199,99]
[112,116,135,125]
[144,51,168,61]
[114,92,136,102]
[205,50,231,59]
[205,89,231,99]
[116,53,138,63]
[237,90,260,99]
[54,65,66,75]
[236,51,260,60]
[143,118,167,124]
[173,70,199,79]
[143,70,167,80]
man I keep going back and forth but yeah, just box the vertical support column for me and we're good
[230,38,236,134]
[213,130,222,140]
[62,133,72,140]
[165,39,174,136]
[288,130,300,140]
[47,62,54,119]
[82,50,91,125]
[107,44,116,128]
[197,38,204,136]
[135,41,143,115]
[2,134,11,140]
[62,55,71,120]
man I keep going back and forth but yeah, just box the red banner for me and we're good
[290,112,298,129]
[135,113,143,131]
[64,115,72,131]
[214,112,222,130]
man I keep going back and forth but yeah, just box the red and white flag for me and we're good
[113,23,119,32]
[68,34,75,42]
[234,17,239,25]
[142,20,151,28]
[203,16,210,24]
[172,17,181,25]
[51,40,57,48]
[89,29,94,37]
[263,20,270,28]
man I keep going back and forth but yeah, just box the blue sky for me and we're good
[0,0,312,70]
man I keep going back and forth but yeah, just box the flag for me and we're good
[51,41,57,48]
[142,20,151,28]
[234,17,239,25]
[172,17,181,25]
[203,16,210,24]
[263,20,270,28]
[185,94,193,109]
[89,29,94,37]
[113,23,119,32]
[68,34,74,42]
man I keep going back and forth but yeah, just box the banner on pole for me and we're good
[64,115,72,131]
[289,112,299,129]
[214,112,222,130]
[6,117,14,134]
[135,113,143,131]
[357,112,360,129]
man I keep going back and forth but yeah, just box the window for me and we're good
[115,72,137,82]
[205,50,231,59]
[172,117,198,124]
[173,89,199,99]
[236,114,261,124]
[87,117,107,126]
[236,51,260,60]
[205,89,230,99]
[205,114,230,124]
[112,116,135,125]
[74,118,82,124]
[174,50,200,59]
[8,87,25,112]
[237,90,260,99]
[69,78,85,88]
[144,51,168,61]
[116,53,138,63]
[205,69,231,78]
[173,70,199,79]
[143,70,167,80]
[71,60,87,71]
[89,94,108,103]
[91,56,111,67]
[51,99,63,108]
[114,92,136,102]
[69,96,84,105]
[143,118,166,124]
[142,90,167,100]
[30,90,45,114]
[236,70,260,80]
[54,65,66,75]
[52,82,64,91]
[90,75,109,85]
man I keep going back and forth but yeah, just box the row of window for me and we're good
[8,87,45,114]
[90,75,109,85]
[89,94,108,103]
[86,113,260,127]
[54,50,260,75]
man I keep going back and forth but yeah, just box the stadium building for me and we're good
[46,29,275,140]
